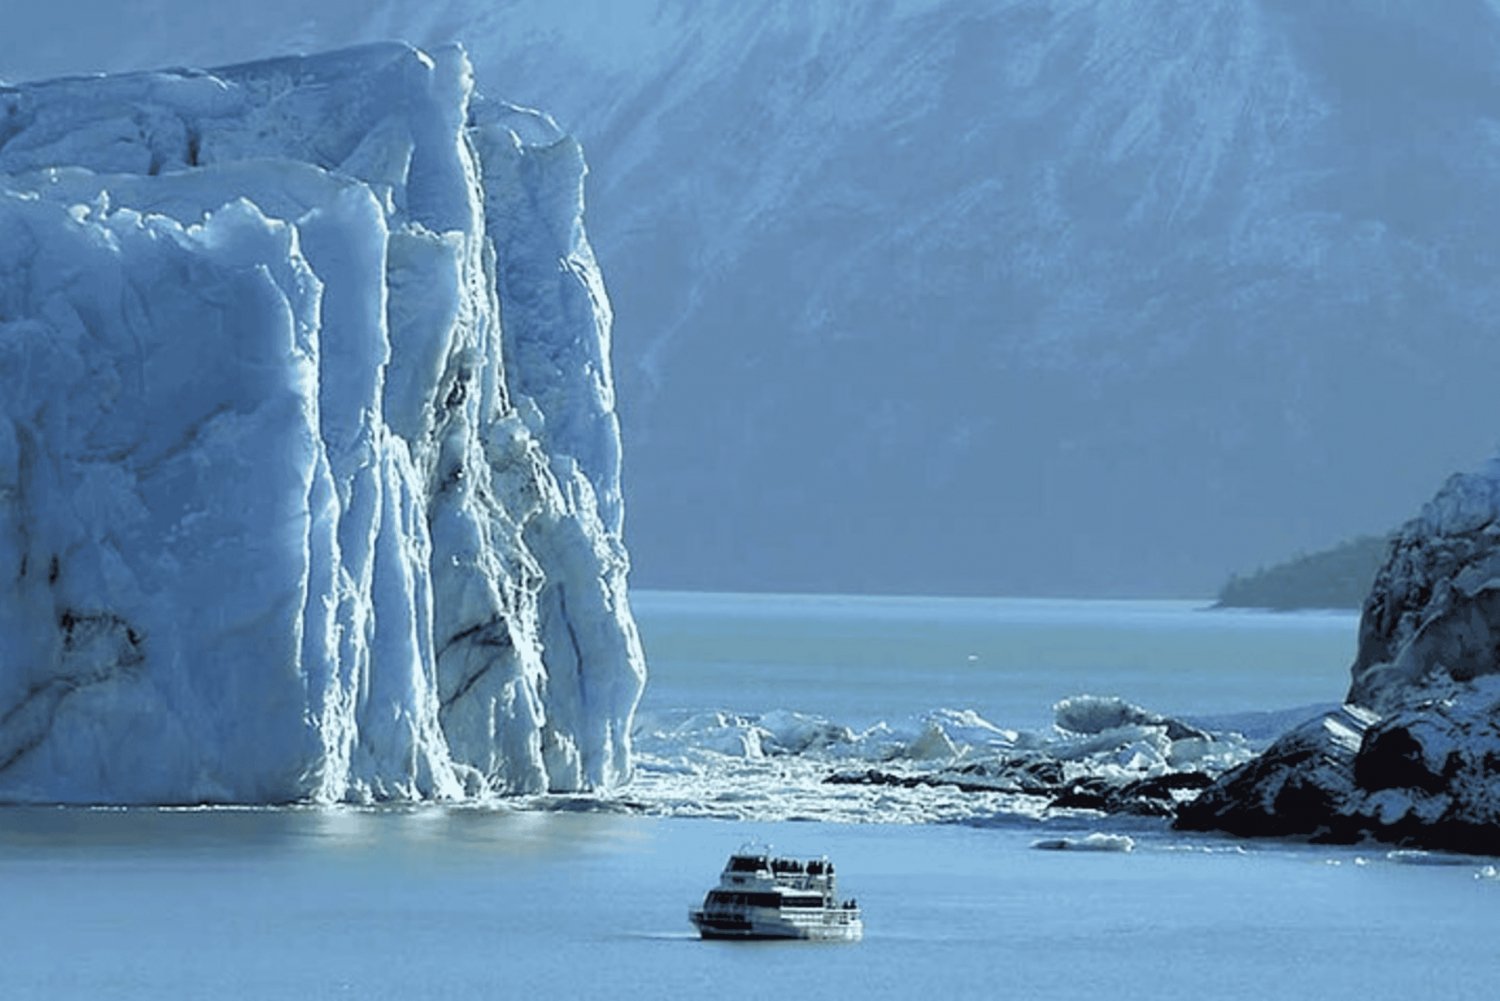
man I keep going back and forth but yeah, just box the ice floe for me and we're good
[1031,833,1136,852]
[620,695,1262,825]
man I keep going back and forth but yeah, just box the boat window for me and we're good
[706,889,794,908]
[707,891,781,908]
[728,856,766,873]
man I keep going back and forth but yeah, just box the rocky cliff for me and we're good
[1179,459,1500,851]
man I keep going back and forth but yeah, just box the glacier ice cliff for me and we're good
[1179,458,1500,852]
[0,43,645,804]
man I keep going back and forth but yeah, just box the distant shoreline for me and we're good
[1214,534,1390,611]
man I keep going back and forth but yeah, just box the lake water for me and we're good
[2,593,1496,1000]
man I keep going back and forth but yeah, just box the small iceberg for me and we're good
[1030,833,1135,853]
[1386,849,1469,867]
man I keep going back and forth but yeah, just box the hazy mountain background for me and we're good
[4,0,1497,597]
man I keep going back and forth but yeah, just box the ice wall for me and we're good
[0,43,645,803]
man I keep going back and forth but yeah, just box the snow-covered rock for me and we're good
[0,43,645,804]
[1179,459,1500,851]
[1349,457,1500,709]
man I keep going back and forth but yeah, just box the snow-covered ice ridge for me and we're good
[0,43,645,804]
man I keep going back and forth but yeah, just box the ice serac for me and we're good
[0,43,646,804]
[1178,457,1500,851]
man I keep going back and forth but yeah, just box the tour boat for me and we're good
[689,847,863,941]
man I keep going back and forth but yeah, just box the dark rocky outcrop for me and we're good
[1178,460,1500,853]
[826,752,1220,819]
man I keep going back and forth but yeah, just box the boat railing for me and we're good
[772,871,833,891]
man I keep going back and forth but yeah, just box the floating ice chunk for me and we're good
[1055,695,1144,734]
[1386,849,1470,866]
[924,708,1018,751]
[758,709,857,755]
[905,722,960,761]
[638,711,771,759]
[1049,724,1172,766]
[1031,833,1136,852]
[1163,843,1248,855]
[629,694,1255,825]
[1054,695,1209,742]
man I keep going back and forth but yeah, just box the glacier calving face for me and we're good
[0,43,645,804]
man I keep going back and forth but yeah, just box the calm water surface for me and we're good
[633,591,1358,729]
[0,808,1494,1000]
[3,594,1487,1001]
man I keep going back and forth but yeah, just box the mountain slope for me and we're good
[4,0,1499,595]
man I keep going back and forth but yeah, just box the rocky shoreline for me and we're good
[1176,693,1500,853]
[807,461,1500,852]
[825,760,1220,819]
[1175,461,1500,854]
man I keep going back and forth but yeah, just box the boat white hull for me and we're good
[690,909,863,942]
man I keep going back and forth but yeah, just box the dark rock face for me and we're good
[1050,771,1217,818]
[1350,515,1500,709]
[1177,706,1375,842]
[1180,702,1500,852]
[1178,462,1500,853]
[826,755,1220,819]
[1353,718,1456,796]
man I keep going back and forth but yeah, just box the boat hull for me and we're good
[690,910,863,942]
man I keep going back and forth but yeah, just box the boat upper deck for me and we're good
[719,852,839,893]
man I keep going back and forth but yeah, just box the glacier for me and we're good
[0,43,645,804]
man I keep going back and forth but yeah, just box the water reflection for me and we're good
[0,803,646,862]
